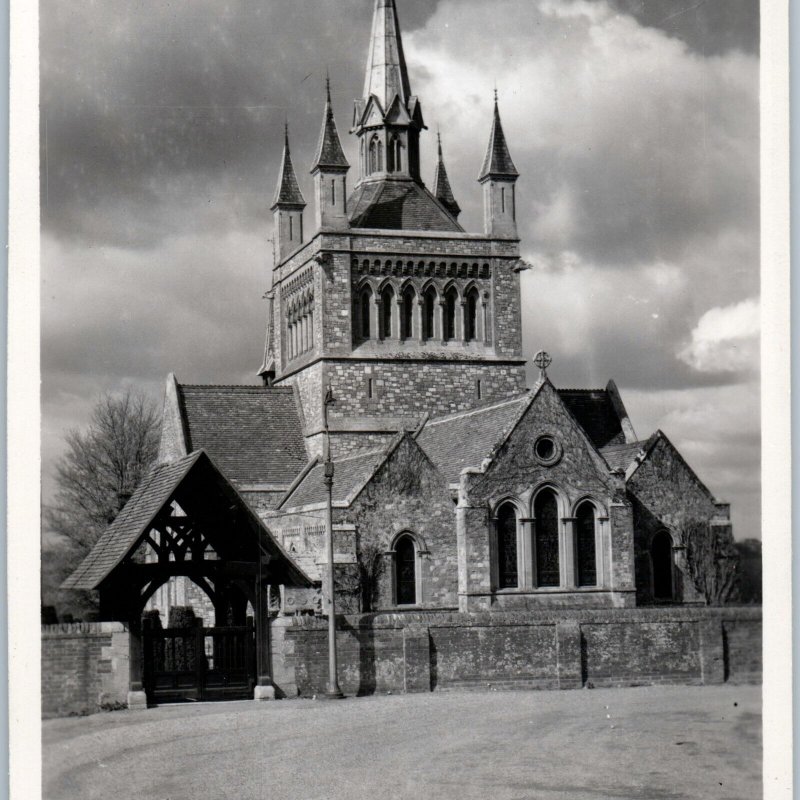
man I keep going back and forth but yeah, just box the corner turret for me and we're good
[311,78,350,231]
[271,123,306,263]
[478,93,519,238]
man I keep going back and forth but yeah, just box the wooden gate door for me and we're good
[143,621,255,704]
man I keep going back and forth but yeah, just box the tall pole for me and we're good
[322,382,344,699]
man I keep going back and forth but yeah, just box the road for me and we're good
[43,684,761,800]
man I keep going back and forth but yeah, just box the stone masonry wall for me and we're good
[42,623,131,717]
[336,435,458,610]
[628,436,723,604]
[276,607,761,697]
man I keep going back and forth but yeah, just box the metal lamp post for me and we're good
[322,383,344,699]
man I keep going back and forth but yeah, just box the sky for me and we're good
[40,0,760,538]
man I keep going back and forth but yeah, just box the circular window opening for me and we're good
[534,435,561,465]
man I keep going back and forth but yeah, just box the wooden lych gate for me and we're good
[62,450,312,706]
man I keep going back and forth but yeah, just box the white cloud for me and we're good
[678,298,760,373]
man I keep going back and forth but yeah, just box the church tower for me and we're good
[265,0,526,459]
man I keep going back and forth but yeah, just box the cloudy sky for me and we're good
[40,0,760,537]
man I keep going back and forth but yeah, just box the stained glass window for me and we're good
[395,535,416,605]
[535,489,560,587]
[575,502,597,587]
[496,504,518,589]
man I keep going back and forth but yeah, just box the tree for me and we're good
[733,538,762,604]
[42,390,161,619]
[675,514,740,605]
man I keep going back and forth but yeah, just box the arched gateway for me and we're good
[62,450,312,706]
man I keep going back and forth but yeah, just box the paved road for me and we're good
[43,684,760,800]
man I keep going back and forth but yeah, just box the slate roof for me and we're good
[348,179,463,232]
[178,385,307,484]
[416,395,530,483]
[599,441,644,472]
[62,453,202,590]
[478,98,519,180]
[311,84,349,171]
[558,389,626,449]
[279,448,387,509]
[272,127,306,207]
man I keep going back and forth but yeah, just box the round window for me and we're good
[534,435,561,465]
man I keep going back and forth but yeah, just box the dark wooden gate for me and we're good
[143,621,256,704]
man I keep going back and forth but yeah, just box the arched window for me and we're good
[423,286,437,340]
[496,503,518,589]
[401,285,415,339]
[359,286,372,339]
[534,489,560,587]
[380,285,394,339]
[369,136,380,173]
[443,287,458,341]
[395,534,417,605]
[377,140,383,171]
[651,531,674,601]
[465,288,479,341]
[575,502,597,587]
[393,136,403,172]
[387,136,396,172]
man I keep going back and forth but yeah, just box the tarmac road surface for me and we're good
[43,684,761,800]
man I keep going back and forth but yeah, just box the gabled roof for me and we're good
[62,451,313,591]
[416,395,531,483]
[279,445,391,509]
[558,389,626,449]
[478,97,519,181]
[599,441,644,472]
[433,134,461,219]
[178,384,307,484]
[271,125,306,208]
[311,81,349,172]
[63,452,202,591]
[348,179,463,232]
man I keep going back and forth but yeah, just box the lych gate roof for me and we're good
[348,179,463,232]
[179,384,307,484]
[63,451,313,591]
[416,395,530,484]
[62,452,203,591]
[558,389,626,450]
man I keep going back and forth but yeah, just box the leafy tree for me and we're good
[733,538,762,604]
[42,391,161,619]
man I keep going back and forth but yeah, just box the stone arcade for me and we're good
[62,0,750,706]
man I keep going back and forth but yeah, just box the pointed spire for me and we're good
[311,76,349,173]
[363,0,412,110]
[272,122,306,208]
[478,93,519,181]
[433,132,461,219]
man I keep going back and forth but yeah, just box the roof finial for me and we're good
[534,350,552,381]
[325,68,331,104]
[284,118,290,150]
[494,85,498,105]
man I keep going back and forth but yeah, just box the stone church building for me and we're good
[64,0,739,702]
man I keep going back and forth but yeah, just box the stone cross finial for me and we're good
[534,350,552,379]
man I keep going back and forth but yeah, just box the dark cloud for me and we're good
[608,0,759,56]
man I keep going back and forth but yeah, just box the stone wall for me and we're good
[274,607,761,697]
[628,435,724,604]
[42,623,131,717]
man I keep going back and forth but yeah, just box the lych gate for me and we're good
[62,450,312,706]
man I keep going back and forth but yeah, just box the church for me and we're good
[63,0,741,703]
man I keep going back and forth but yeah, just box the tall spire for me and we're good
[272,123,306,208]
[478,94,518,181]
[311,76,349,173]
[363,0,412,111]
[434,132,460,219]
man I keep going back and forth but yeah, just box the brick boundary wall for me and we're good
[273,607,761,698]
[41,623,131,717]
